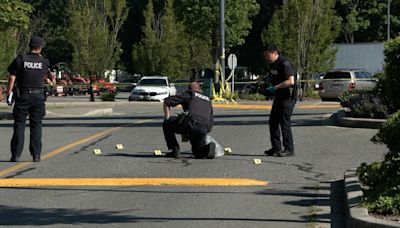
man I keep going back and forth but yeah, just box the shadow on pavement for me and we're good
[0,204,309,226]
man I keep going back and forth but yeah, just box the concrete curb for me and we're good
[344,169,400,228]
[335,110,386,129]
[0,112,12,120]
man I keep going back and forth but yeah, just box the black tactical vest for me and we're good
[17,53,48,89]
[270,56,297,100]
[187,91,213,128]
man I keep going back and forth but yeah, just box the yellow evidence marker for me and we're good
[116,144,124,150]
[224,148,232,154]
[253,159,262,165]
[93,149,102,155]
[154,150,162,156]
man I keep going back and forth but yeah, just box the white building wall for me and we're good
[333,42,384,74]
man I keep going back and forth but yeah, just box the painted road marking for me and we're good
[0,119,153,178]
[212,104,339,110]
[0,178,268,187]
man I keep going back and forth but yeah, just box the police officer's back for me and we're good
[6,36,49,162]
[162,81,215,159]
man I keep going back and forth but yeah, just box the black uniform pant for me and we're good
[11,93,45,157]
[269,98,296,152]
[163,117,210,158]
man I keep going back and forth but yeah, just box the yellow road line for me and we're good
[0,119,153,178]
[297,105,340,109]
[212,103,340,110]
[0,178,268,187]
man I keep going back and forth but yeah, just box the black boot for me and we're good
[165,147,181,159]
[207,142,216,159]
[33,155,41,162]
[264,148,280,156]
[276,149,294,157]
[10,155,19,162]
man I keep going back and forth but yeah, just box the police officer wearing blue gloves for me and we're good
[162,80,215,159]
[263,44,297,157]
[6,36,50,162]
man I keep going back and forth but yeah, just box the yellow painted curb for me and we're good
[0,178,269,187]
[212,103,339,110]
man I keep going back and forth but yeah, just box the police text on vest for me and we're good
[194,92,210,101]
[24,62,42,70]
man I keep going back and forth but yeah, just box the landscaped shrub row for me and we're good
[356,36,400,216]
[340,90,389,119]
[357,111,400,215]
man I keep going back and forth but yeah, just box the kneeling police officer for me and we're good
[163,80,215,159]
[6,36,49,162]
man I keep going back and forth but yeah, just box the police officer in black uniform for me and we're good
[163,80,215,159]
[6,36,49,162]
[263,44,297,157]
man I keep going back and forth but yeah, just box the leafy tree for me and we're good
[67,0,128,77]
[132,0,212,80]
[335,0,370,43]
[175,0,259,64]
[0,0,31,79]
[0,0,31,30]
[336,0,400,42]
[0,30,19,79]
[21,0,71,64]
[263,0,341,80]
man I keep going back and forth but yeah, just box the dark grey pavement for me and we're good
[0,101,387,227]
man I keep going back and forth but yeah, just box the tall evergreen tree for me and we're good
[67,0,128,77]
[263,0,341,79]
[132,0,211,80]
[132,0,161,75]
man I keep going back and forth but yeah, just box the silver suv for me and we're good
[317,69,377,101]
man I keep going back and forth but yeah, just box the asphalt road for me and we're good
[0,101,387,227]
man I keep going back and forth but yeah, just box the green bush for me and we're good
[372,111,400,153]
[381,36,400,113]
[239,93,266,100]
[357,111,400,215]
[340,90,389,119]
[304,87,320,99]
[100,92,117,101]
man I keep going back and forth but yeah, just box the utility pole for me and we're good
[220,0,225,83]
[388,0,392,40]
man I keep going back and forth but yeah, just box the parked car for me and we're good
[128,76,177,102]
[317,69,377,101]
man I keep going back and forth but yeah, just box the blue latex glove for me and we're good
[266,86,276,93]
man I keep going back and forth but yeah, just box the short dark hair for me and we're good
[263,44,279,53]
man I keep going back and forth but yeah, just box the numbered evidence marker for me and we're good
[154,150,162,156]
[116,144,124,150]
[224,147,232,154]
[253,159,262,165]
[93,149,102,155]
